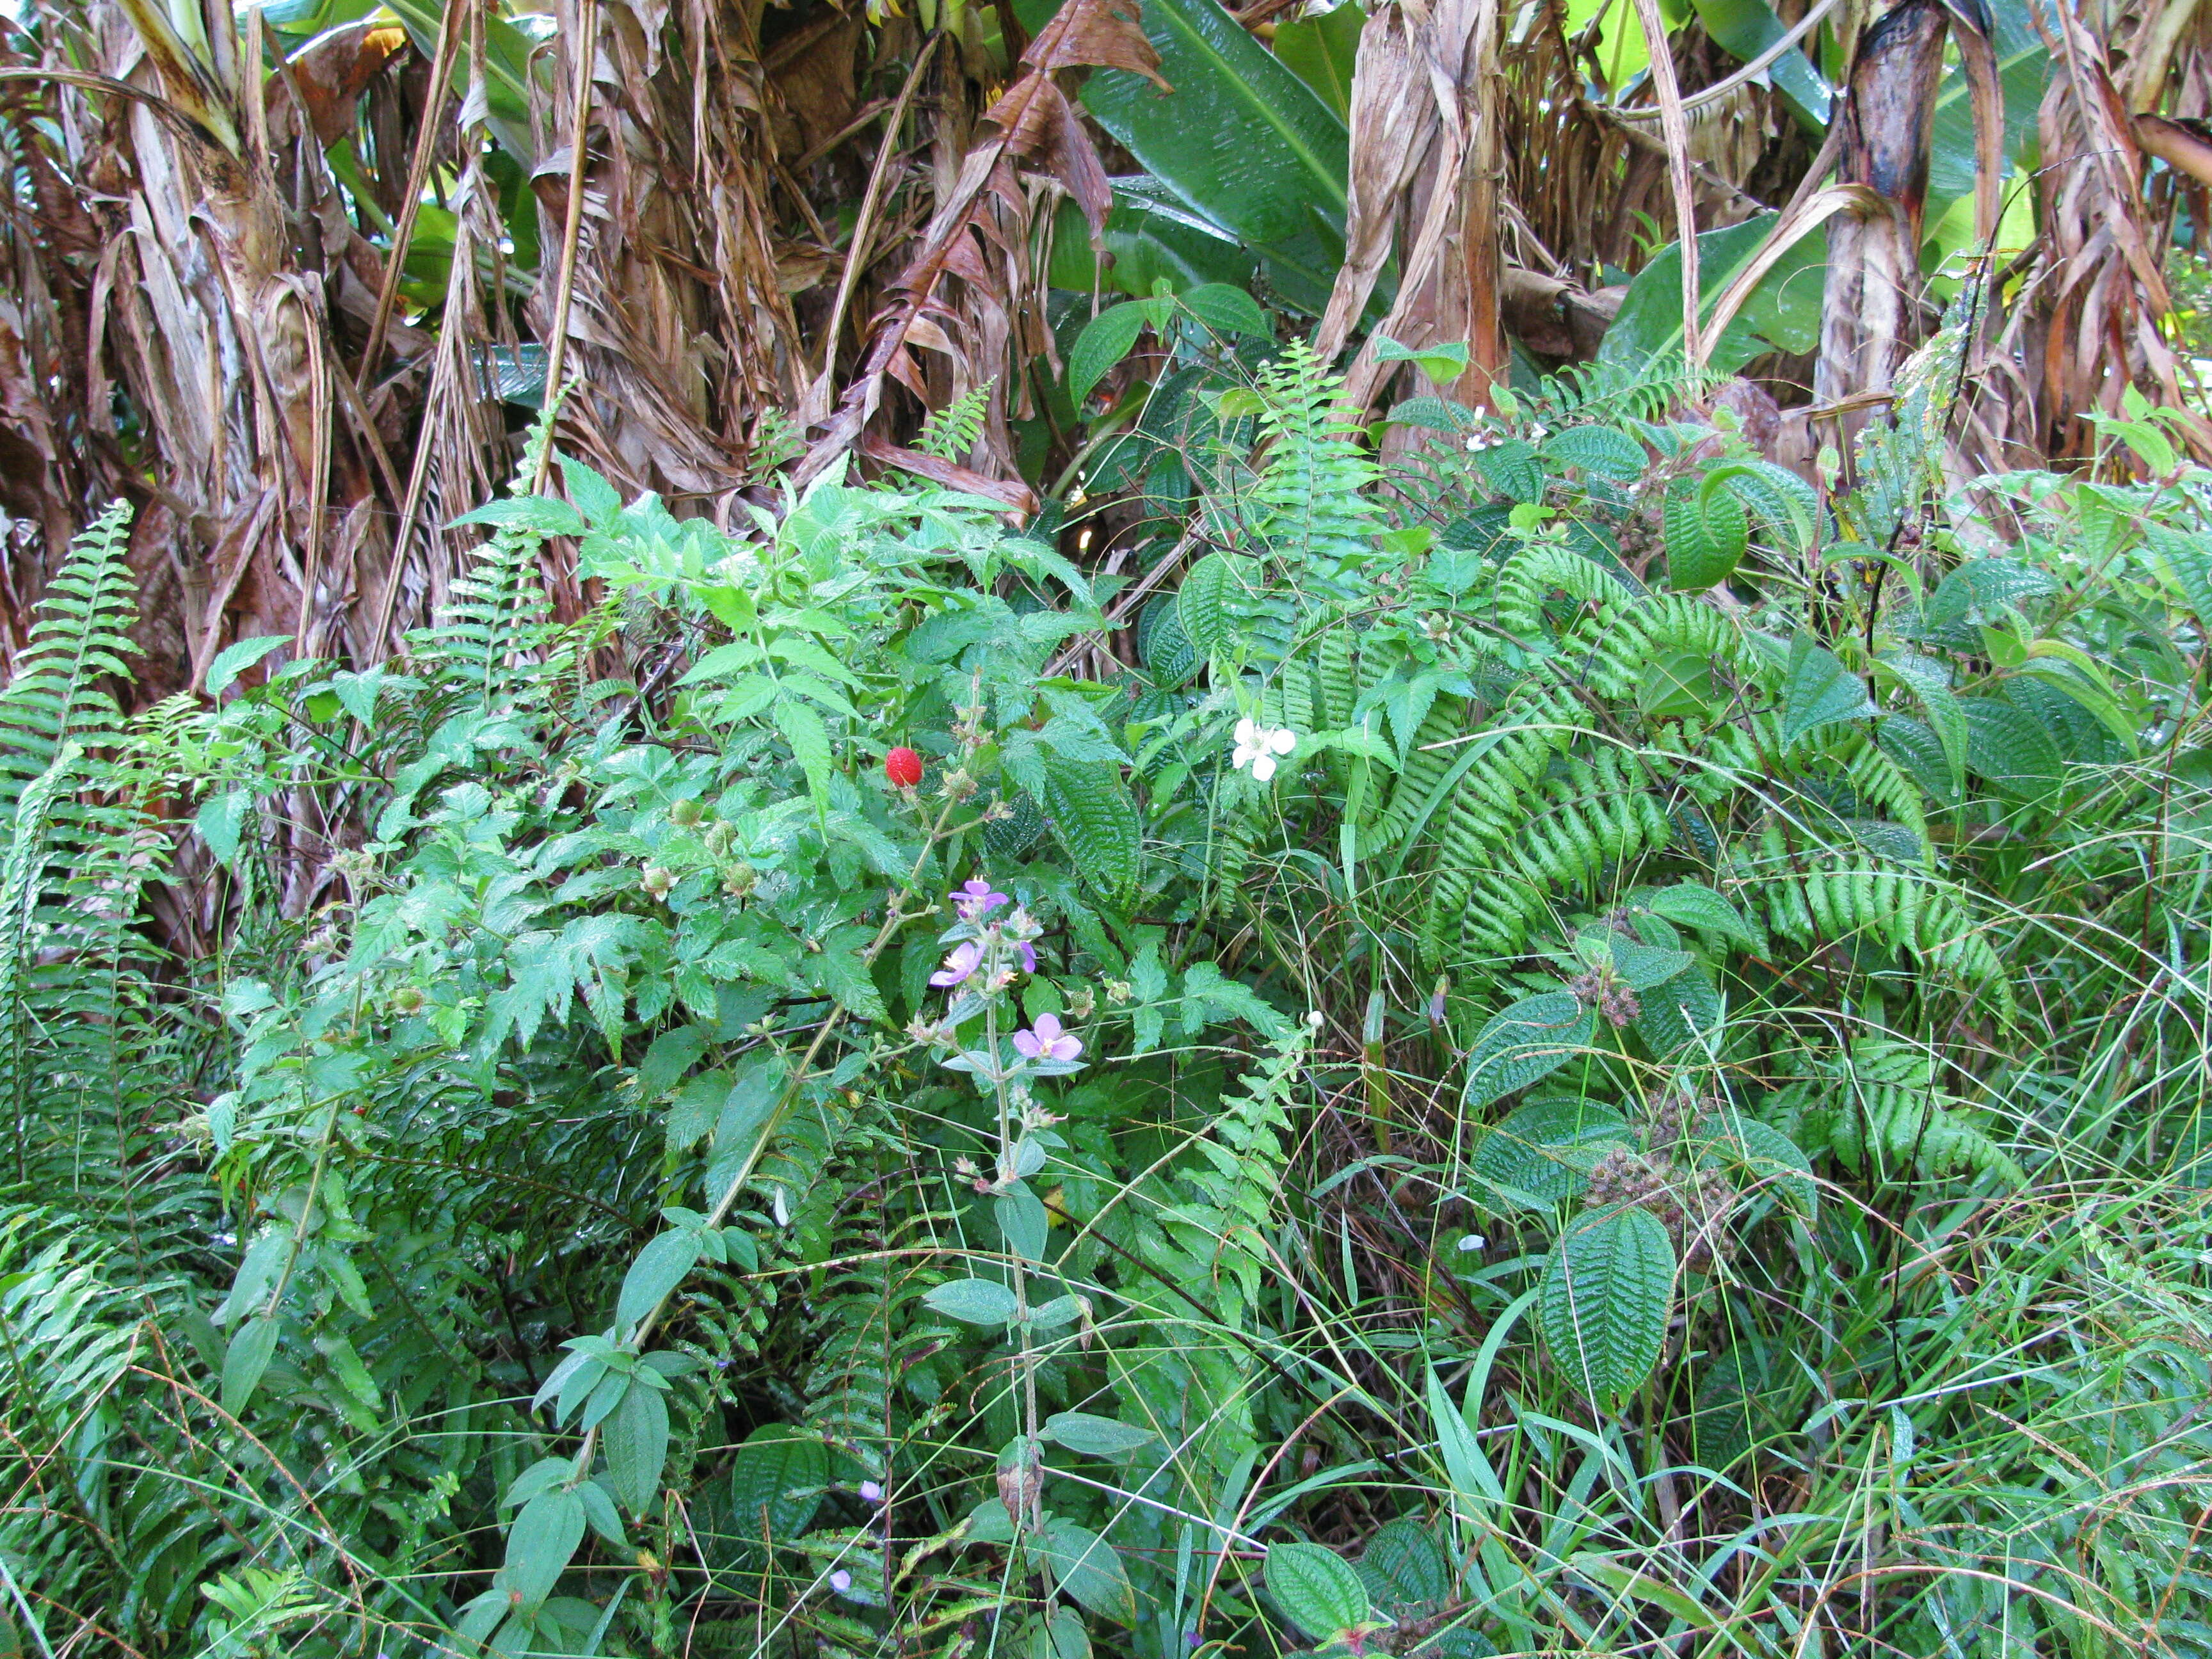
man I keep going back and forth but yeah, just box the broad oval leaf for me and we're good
[502,1487,588,1607]
[1264,1540,1371,1640]
[1473,1097,1631,1207]
[605,1376,670,1514]
[1537,1206,1676,1407]
[924,1277,1021,1326]
[1040,1517,1137,1624]
[1463,992,1597,1110]
[728,1423,827,1547]
[1070,301,1149,403]
[618,1231,703,1333]
[1042,1411,1158,1458]
[1780,634,1877,753]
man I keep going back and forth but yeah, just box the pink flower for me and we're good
[929,941,982,988]
[829,1569,852,1592]
[1016,938,1037,974]
[858,1480,884,1504]
[955,878,1009,920]
[1012,1014,1082,1063]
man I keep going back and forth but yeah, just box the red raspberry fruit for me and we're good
[884,747,924,789]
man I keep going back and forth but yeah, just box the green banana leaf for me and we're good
[1049,180,1258,298]
[1925,0,2048,225]
[1015,0,1350,314]
[1597,212,1825,375]
[1271,0,1363,119]
[1694,0,1831,130]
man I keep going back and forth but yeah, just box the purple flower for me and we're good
[858,1480,884,1504]
[1012,1014,1083,1063]
[828,1569,853,1593]
[1016,939,1037,974]
[929,941,982,988]
[955,878,1010,920]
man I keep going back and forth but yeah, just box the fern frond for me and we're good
[0,502,138,808]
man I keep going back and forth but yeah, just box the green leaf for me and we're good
[1663,477,1748,592]
[1710,1118,1817,1219]
[1180,282,1272,339]
[205,634,292,696]
[1264,1541,1372,1640]
[1963,697,2064,796]
[1539,424,1646,481]
[1356,1517,1454,1611]
[1270,0,1362,116]
[1599,213,1825,373]
[1472,1098,1632,1207]
[1070,302,1149,403]
[450,495,586,537]
[1537,1207,1676,1407]
[196,789,253,870]
[1023,0,1350,312]
[772,697,836,808]
[618,1230,702,1333]
[1780,634,1876,752]
[728,1425,826,1547]
[1642,882,1759,949]
[1693,0,1829,127]
[1040,1517,1137,1624]
[1463,992,1597,1110]
[996,1183,1051,1262]
[1374,333,1470,384]
[605,1376,670,1514]
[1041,1411,1158,1458]
[924,1278,1020,1326]
[1038,749,1142,901]
[503,1487,588,1606]
[1177,550,1238,660]
[1875,650,1969,796]
[221,1315,282,1416]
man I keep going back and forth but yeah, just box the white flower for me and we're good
[1231,717,1297,782]
[1528,422,1550,440]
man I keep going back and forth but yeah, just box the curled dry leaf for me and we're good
[796,0,1167,497]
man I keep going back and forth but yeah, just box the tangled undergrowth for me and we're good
[5,315,2212,1659]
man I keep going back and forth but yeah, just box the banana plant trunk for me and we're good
[1814,0,1950,423]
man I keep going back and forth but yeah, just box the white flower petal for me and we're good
[1233,717,1258,747]
[1267,728,1297,755]
[1251,754,1278,782]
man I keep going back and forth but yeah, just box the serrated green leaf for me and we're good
[1642,882,1758,949]
[772,697,835,808]
[205,634,292,696]
[1038,750,1141,901]
[1537,1207,1675,1407]
[1472,1098,1631,1206]
[1463,992,1596,1110]
[1178,551,1238,660]
[1664,477,1748,591]
[1070,302,1148,402]
[1264,1541,1371,1640]
[1780,634,1876,751]
[728,1425,826,1548]
[1180,283,1272,338]
[1539,424,1646,481]
[1710,1118,1817,1218]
